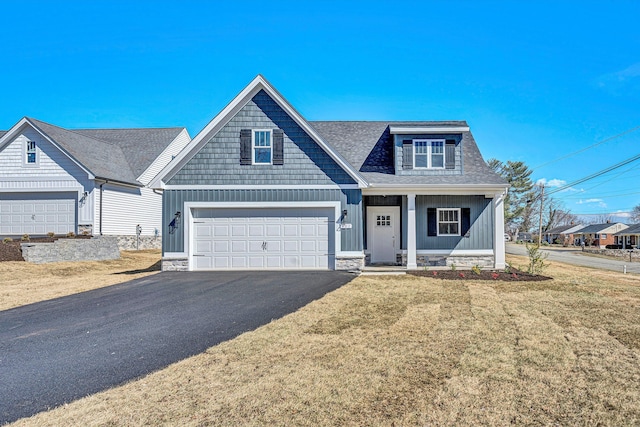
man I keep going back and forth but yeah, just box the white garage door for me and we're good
[192,207,333,270]
[0,192,76,236]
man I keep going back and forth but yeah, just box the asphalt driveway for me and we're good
[0,271,354,424]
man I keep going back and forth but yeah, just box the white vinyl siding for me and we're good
[138,129,190,185]
[0,129,85,178]
[97,184,162,236]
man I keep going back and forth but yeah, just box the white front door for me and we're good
[367,206,399,264]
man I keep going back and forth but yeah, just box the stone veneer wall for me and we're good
[583,248,639,260]
[21,237,120,264]
[398,253,495,268]
[113,235,162,251]
[335,255,365,271]
[162,258,189,271]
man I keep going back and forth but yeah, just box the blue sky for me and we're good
[1,1,639,221]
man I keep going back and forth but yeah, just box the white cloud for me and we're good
[536,178,566,187]
[577,198,607,208]
[594,62,640,94]
[613,211,632,218]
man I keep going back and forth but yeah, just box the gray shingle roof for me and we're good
[545,224,578,234]
[615,223,640,235]
[27,118,183,186]
[574,223,622,234]
[0,131,6,139]
[75,128,184,178]
[310,121,507,186]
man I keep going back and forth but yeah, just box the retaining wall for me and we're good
[21,237,120,264]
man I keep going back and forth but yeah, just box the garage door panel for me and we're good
[0,193,75,236]
[192,207,333,270]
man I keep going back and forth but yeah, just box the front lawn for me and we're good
[10,255,640,426]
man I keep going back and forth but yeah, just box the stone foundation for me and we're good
[397,253,495,269]
[112,235,162,251]
[162,258,189,271]
[21,236,120,264]
[336,255,365,271]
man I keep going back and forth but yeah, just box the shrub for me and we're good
[504,262,513,274]
[450,263,457,271]
[471,265,482,275]
[47,231,55,238]
[82,230,90,236]
[21,234,30,242]
[526,243,548,275]
[491,272,499,280]
[66,232,75,238]
[3,237,13,244]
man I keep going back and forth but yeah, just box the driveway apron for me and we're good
[0,271,354,424]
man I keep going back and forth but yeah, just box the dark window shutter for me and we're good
[427,208,437,236]
[402,140,413,170]
[240,129,252,165]
[445,140,456,169]
[461,208,471,236]
[272,129,284,165]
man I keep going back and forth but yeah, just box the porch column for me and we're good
[493,192,506,269]
[407,193,417,270]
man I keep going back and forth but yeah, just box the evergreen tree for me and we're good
[488,159,536,232]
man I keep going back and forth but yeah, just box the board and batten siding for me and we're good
[168,90,356,186]
[97,184,162,236]
[163,188,362,253]
[137,129,191,186]
[413,195,494,250]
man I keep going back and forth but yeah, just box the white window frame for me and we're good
[413,139,445,169]
[23,139,38,167]
[437,208,461,236]
[252,129,272,165]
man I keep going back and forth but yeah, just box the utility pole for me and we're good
[537,183,545,247]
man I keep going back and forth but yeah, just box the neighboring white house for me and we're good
[0,117,190,246]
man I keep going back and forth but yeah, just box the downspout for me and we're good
[99,180,108,235]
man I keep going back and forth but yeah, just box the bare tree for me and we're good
[632,204,640,223]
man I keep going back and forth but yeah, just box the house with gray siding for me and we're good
[0,118,190,247]
[151,75,509,271]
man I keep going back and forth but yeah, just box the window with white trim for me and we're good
[414,139,444,169]
[252,130,272,164]
[437,208,460,236]
[25,139,37,165]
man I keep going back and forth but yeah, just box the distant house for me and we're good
[544,223,585,245]
[0,118,190,245]
[573,222,629,248]
[614,224,640,249]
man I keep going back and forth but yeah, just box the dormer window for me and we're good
[402,138,456,171]
[24,139,38,166]
[414,139,444,169]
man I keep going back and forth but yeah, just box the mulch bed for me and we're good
[0,236,92,262]
[409,268,552,281]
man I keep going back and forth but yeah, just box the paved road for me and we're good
[506,243,640,274]
[0,271,354,424]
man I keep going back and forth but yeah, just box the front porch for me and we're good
[362,191,505,270]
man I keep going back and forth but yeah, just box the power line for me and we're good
[532,125,640,170]
[547,152,640,196]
